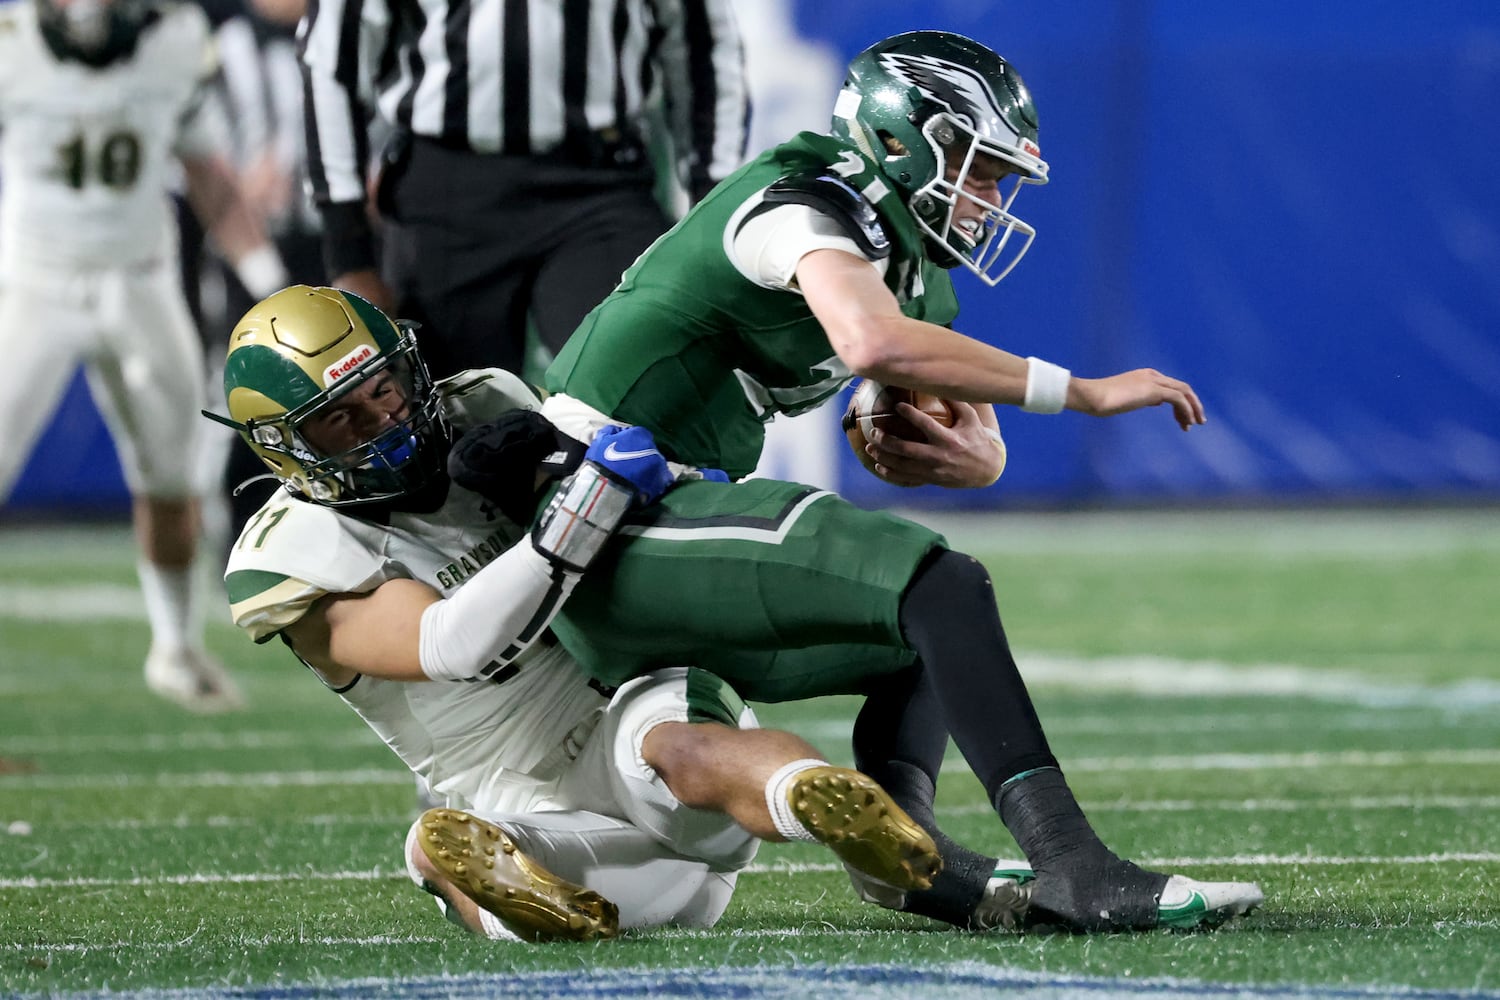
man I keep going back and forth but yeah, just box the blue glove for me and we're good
[698,468,730,483]
[585,424,675,506]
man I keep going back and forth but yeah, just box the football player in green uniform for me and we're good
[538,30,1222,931]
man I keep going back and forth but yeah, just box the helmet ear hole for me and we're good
[876,130,909,157]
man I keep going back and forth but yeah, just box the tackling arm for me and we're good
[283,539,579,686]
[283,421,679,686]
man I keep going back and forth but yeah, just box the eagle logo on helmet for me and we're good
[877,52,1028,148]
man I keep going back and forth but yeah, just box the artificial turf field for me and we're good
[1,507,1496,999]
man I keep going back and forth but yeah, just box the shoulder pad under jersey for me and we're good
[763,171,892,261]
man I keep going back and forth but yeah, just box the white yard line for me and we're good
[0,768,412,790]
[1012,747,1500,773]
[1018,654,1500,712]
[0,583,146,622]
[940,793,1500,816]
[3,851,1497,893]
[894,507,1500,558]
[11,793,1495,833]
[2,747,1495,792]
[4,701,1485,757]
[7,579,1497,713]
[0,730,375,755]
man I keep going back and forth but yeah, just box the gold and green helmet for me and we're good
[217,285,449,507]
[830,30,1050,285]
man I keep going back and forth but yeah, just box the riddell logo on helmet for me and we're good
[323,345,374,385]
[1021,138,1041,158]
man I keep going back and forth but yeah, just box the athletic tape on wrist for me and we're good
[531,462,634,572]
[1022,356,1071,414]
[764,758,829,844]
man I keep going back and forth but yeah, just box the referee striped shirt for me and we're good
[300,0,748,220]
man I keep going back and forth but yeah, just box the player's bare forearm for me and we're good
[182,154,272,262]
[284,578,437,685]
[800,251,1205,429]
[801,251,1028,404]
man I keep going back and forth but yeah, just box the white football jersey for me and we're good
[0,0,225,271]
[225,370,611,815]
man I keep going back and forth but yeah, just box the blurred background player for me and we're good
[299,0,750,381]
[0,0,288,711]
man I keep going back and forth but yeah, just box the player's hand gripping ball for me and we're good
[841,379,957,477]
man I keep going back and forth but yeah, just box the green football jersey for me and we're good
[546,132,959,479]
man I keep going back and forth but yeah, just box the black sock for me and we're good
[853,670,996,926]
[996,768,1168,930]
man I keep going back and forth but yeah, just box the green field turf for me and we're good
[1,509,1497,998]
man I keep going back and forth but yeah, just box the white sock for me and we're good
[404,819,521,942]
[764,758,829,843]
[475,906,522,942]
[137,560,196,653]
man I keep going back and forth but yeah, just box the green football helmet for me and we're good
[830,30,1050,285]
[215,285,449,507]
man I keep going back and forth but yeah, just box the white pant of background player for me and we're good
[0,258,241,711]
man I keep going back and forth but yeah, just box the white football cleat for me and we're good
[970,860,1035,931]
[144,647,246,713]
[847,857,1036,931]
[1155,874,1264,929]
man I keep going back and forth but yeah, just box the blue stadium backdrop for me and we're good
[6,0,1498,514]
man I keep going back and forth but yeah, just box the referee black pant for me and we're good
[381,136,673,380]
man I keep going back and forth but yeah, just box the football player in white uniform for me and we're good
[215,285,946,941]
[0,0,289,711]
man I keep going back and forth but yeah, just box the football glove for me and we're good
[531,425,674,573]
[448,411,584,524]
[582,424,675,506]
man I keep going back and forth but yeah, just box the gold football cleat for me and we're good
[787,766,943,892]
[417,808,619,942]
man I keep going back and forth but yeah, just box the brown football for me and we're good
[842,379,956,476]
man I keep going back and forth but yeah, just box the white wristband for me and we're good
[233,244,289,301]
[1022,356,1071,414]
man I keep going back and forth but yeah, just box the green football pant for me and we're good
[552,478,947,701]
